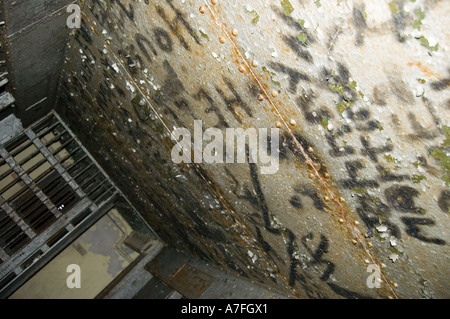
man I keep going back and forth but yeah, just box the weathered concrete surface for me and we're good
[57,0,449,299]
[1,0,75,126]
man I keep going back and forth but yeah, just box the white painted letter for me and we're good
[66,264,81,289]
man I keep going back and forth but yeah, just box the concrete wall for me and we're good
[56,0,449,298]
[1,0,75,126]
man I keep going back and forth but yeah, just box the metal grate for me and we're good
[0,112,119,296]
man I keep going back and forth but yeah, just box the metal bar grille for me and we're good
[0,112,119,296]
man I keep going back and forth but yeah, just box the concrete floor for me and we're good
[136,247,288,299]
[10,208,139,299]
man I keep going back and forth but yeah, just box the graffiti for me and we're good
[401,217,446,245]
[268,62,310,93]
[61,0,449,299]
[352,5,367,46]
[245,145,368,298]
[111,0,135,22]
[155,0,200,51]
[301,233,335,281]
[290,185,326,211]
[438,190,450,213]
[215,78,254,124]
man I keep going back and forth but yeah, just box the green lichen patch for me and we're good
[198,29,209,40]
[250,10,260,24]
[384,154,401,170]
[416,36,439,52]
[297,33,308,45]
[347,80,358,91]
[430,149,450,186]
[411,174,426,184]
[298,19,306,29]
[384,154,399,164]
[443,125,450,147]
[281,0,294,16]
[336,100,350,114]
[389,246,404,255]
[319,115,329,129]
[417,78,426,84]
[329,82,344,94]
[329,78,360,116]
[413,8,425,30]
[384,154,396,163]
[351,187,366,194]
[262,66,281,86]
[412,159,425,168]
[358,90,365,99]
[388,1,399,15]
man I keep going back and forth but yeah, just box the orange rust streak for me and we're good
[204,1,398,299]
[207,4,349,223]
[407,61,438,77]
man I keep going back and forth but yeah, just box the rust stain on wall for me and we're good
[56,0,450,299]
